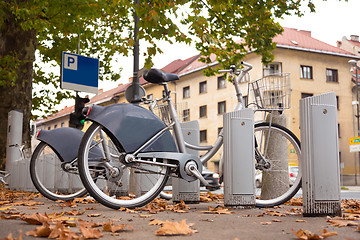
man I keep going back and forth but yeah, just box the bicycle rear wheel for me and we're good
[78,123,171,209]
[30,142,87,201]
[254,122,301,207]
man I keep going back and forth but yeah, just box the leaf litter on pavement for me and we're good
[1,185,360,239]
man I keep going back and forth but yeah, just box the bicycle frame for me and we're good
[160,62,252,165]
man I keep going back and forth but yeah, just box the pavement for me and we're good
[0,188,359,240]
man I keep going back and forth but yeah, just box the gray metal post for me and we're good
[6,110,23,189]
[172,120,200,203]
[223,109,255,207]
[300,92,341,217]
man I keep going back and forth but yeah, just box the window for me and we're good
[147,94,153,100]
[199,81,207,94]
[338,123,340,138]
[183,109,190,122]
[54,124,57,129]
[218,127,223,135]
[326,68,338,82]
[200,130,207,142]
[61,122,64,128]
[48,126,51,130]
[183,86,190,98]
[300,65,313,79]
[243,95,248,107]
[336,96,339,110]
[217,76,226,89]
[264,62,282,76]
[301,93,313,99]
[199,105,207,118]
[218,101,226,114]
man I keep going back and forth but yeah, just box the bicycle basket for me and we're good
[249,73,290,110]
[153,102,189,125]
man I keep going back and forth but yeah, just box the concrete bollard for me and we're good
[172,120,200,203]
[300,92,341,217]
[223,109,255,207]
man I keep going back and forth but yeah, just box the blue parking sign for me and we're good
[61,52,99,94]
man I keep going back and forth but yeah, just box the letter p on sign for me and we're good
[64,53,78,70]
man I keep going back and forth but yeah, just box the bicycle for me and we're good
[77,61,302,209]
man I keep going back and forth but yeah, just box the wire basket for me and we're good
[249,73,291,110]
[153,102,189,125]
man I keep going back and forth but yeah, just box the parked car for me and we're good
[201,167,220,190]
[255,166,299,188]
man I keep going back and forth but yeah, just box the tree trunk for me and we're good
[260,112,289,200]
[0,10,36,170]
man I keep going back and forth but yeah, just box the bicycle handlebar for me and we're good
[218,61,253,75]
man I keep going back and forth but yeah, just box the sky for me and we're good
[56,0,360,110]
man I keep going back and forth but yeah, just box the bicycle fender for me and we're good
[37,127,84,163]
[86,103,178,153]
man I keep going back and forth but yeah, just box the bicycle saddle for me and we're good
[143,68,179,84]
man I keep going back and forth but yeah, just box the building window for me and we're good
[61,122,64,128]
[326,68,338,82]
[218,127,223,135]
[199,81,207,94]
[338,123,340,138]
[264,62,282,76]
[243,95,248,107]
[54,124,57,129]
[301,93,313,99]
[200,130,207,142]
[300,65,313,79]
[336,96,339,110]
[147,94,153,100]
[183,86,190,98]
[199,105,207,118]
[183,109,190,122]
[217,76,226,89]
[218,101,226,114]
[48,126,51,130]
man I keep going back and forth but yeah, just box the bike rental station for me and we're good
[4,48,343,217]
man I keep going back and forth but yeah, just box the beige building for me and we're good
[36,27,360,182]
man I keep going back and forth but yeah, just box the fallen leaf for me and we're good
[149,219,165,225]
[139,214,152,218]
[87,213,101,217]
[65,209,85,216]
[327,219,358,227]
[79,225,103,239]
[20,213,50,225]
[201,205,234,214]
[272,219,282,222]
[296,219,307,222]
[0,230,22,240]
[102,219,134,233]
[26,222,52,237]
[292,229,337,240]
[155,219,196,236]
[260,222,272,225]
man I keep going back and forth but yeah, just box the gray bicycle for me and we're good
[77,62,301,209]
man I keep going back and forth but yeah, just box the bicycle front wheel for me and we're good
[30,142,87,201]
[254,122,301,208]
[78,123,171,209]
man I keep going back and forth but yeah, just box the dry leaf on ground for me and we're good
[0,230,22,240]
[102,219,134,233]
[201,205,234,214]
[12,201,44,206]
[327,219,358,227]
[149,219,166,225]
[20,212,50,225]
[79,225,103,239]
[26,222,52,238]
[155,219,196,236]
[292,229,337,240]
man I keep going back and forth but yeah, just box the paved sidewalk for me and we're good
[0,192,359,240]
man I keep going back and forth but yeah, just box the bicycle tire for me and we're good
[254,122,301,207]
[78,122,171,209]
[30,142,87,201]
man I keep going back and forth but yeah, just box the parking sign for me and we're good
[61,52,99,94]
